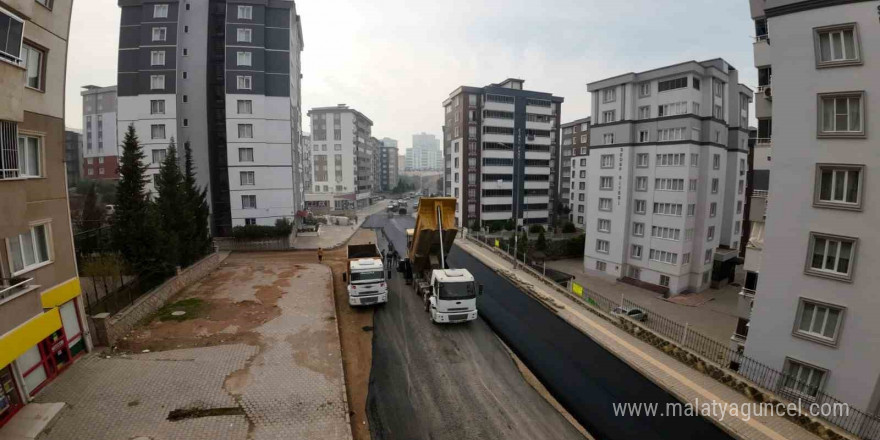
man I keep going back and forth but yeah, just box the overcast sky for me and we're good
[65,0,757,150]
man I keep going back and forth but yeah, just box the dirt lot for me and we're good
[117,230,378,440]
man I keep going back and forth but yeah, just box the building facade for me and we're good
[584,59,751,294]
[560,117,590,228]
[0,0,92,428]
[305,104,374,211]
[300,133,311,198]
[379,137,399,192]
[744,0,880,413]
[116,0,304,234]
[405,132,442,171]
[64,129,82,187]
[443,78,563,229]
[368,136,380,196]
[81,85,119,180]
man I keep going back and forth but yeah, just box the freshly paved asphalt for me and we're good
[363,214,583,440]
[363,213,733,440]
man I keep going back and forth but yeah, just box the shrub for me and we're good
[562,222,577,233]
[536,230,548,251]
[528,224,544,234]
[504,218,516,231]
[232,218,293,239]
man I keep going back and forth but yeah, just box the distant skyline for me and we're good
[64,0,758,145]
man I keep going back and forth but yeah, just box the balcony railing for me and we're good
[755,137,772,145]
[0,277,34,302]
[740,287,756,298]
[755,34,769,43]
[752,190,769,198]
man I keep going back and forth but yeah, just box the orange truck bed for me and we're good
[407,197,458,275]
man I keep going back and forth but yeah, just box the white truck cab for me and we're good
[428,269,478,323]
[346,245,388,306]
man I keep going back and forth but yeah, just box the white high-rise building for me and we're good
[406,132,442,171]
[584,59,752,294]
[743,0,880,416]
[81,85,119,180]
[116,1,304,234]
[305,104,374,212]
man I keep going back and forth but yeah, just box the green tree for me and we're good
[504,218,516,231]
[155,139,186,270]
[112,125,161,273]
[536,229,548,251]
[80,182,104,230]
[180,143,211,266]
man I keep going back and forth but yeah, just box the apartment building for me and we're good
[116,0,304,234]
[405,132,442,171]
[368,136,380,195]
[64,129,82,187]
[0,0,92,427]
[560,117,590,228]
[81,85,119,180]
[743,0,880,412]
[443,78,563,229]
[300,133,311,197]
[305,104,374,211]
[379,137,399,192]
[584,59,752,295]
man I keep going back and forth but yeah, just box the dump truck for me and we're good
[344,243,388,306]
[401,197,481,323]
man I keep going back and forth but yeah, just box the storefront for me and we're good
[15,299,86,397]
[0,365,24,427]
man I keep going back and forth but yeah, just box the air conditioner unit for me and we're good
[763,86,772,100]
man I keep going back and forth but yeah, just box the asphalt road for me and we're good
[363,213,733,440]
[363,214,584,440]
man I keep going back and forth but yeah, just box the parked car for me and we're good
[612,306,648,322]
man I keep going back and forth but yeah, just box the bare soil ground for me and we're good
[116,230,378,440]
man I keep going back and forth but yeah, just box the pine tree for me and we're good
[181,143,211,266]
[155,138,186,270]
[111,125,160,273]
[536,229,548,251]
[80,182,104,230]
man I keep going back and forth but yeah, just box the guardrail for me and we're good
[465,233,880,440]
[0,277,33,302]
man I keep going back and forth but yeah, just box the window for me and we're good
[682,253,690,264]
[16,135,41,177]
[182,118,188,127]
[634,199,646,214]
[150,124,166,140]
[714,80,724,98]
[807,233,856,280]
[707,226,715,241]
[150,99,165,115]
[689,179,697,191]
[237,51,252,66]
[603,133,614,145]
[242,195,257,209]
[636,153,649,168]
[638,130,649,143]
[635,176,648,191]
[237,5,253,19]
[598,198,612,211]
[151,148,166,164]
[815,164,863,209]
[659,275,670,287]
[709,202,717,217]
[596,239,610,254]
[692,102,700,115]
[237,75,252,90]
[655,178,683,191]
[649,249,677,265]
[819,92,864,136]
[599,176,613,190]
[638,106,650,119]
[656,153,685,166]
[705,249,713,264]
[603,88,616,103]
[151,27,167,42]
[658,102,687,117]
[782,359,826,399]
[658,77,687,92]
[237,28,253,43]
[794,299,844,345]
[657,128,685,142]
[690,153,699,167]
[736,201,742,214]
[240,171,255,185]
[150,75,165,90]
[237,99,253,114]
[711,178,719,194]
[238,148,254,162]
[238,124,253,139]
[21,44,44,90]
[653,203,682,216]
[692,77,701,90]
[632,222,645,237]
[602,110,616,123]
[814,24,861,67]
[596,261,606,271]
[150,50,165,66]
[597,219,611,233]
[245,218,256,226]
[36,0,54,9]
[652,226,681,241]
[600,154,613,169]
[734,221,741,234]
[153,4,168,18]
[7,222,51,274]
[639,82,651,97]
[631,245,643,259]
[0,9,24,64]
[738,180,744,195]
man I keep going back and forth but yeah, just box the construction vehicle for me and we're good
[343,244,388,306]
[402,197,481,324]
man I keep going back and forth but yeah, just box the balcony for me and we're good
[755,137,771,146]
[0,277,35,303]
[753,37,771,67]
[740,287,756,299]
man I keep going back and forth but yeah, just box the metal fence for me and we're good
[80,270,167,316]
[214,236,292,252]
[466,234,880,440]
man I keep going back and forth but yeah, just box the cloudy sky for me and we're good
[65,0,757,150]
